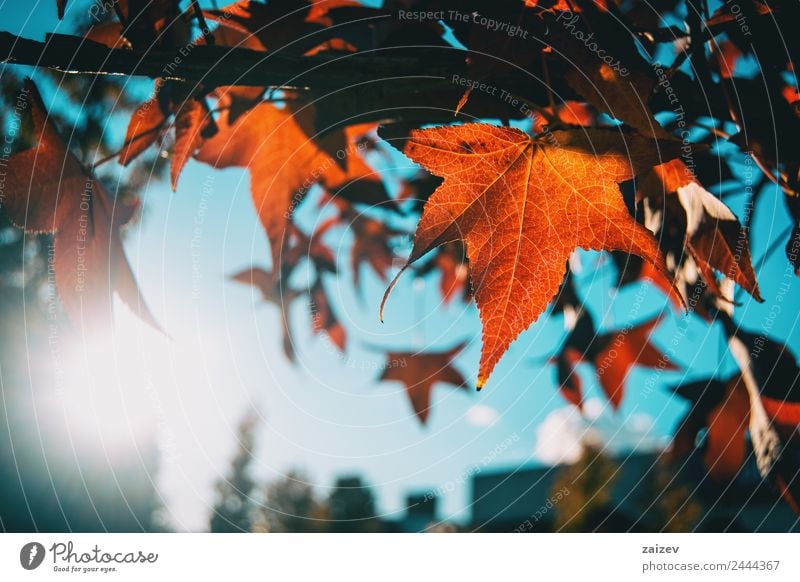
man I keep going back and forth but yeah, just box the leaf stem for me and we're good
[191,0,215,46]
[91,122,165,170]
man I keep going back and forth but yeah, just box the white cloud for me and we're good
[533,398,666,465]
[465,404,501,428]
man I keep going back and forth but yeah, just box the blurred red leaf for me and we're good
[379,342,468,425]
[4,79,160,332]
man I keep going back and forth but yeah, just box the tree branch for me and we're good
[0,31,554,127]
[0,31,461,91]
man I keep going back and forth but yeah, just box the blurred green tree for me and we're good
[327,475,380,533]
[210,414,258,533]
[254,470,327,533]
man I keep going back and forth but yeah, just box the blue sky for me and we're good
[2,0,798,531]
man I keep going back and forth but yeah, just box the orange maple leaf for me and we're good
[118,97,167,166]
[195,102,348,265]
[170,97,214,191]
[382,123,680,389]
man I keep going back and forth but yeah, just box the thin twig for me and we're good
[91,123,165,170]
[190,0,215,45]
[665,51,689,82]
[693,120,731,139]
[751,154,797,197]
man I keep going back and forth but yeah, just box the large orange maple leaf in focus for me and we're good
[383,124,680,389]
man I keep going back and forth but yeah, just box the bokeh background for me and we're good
[1,0,798,533]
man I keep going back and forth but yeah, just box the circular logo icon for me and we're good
[20,542,46,570]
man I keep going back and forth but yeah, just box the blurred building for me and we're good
[382,493,444,532]
[469,452,800,533]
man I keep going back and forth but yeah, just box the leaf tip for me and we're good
[379,262,410,324]
[454,88,472,117]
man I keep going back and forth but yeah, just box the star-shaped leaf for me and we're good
[382,123,680,389]
[379,342,468,425]
[552,309,675,409]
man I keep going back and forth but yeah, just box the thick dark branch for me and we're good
[0,31,552,126]
[0,31,460,90]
